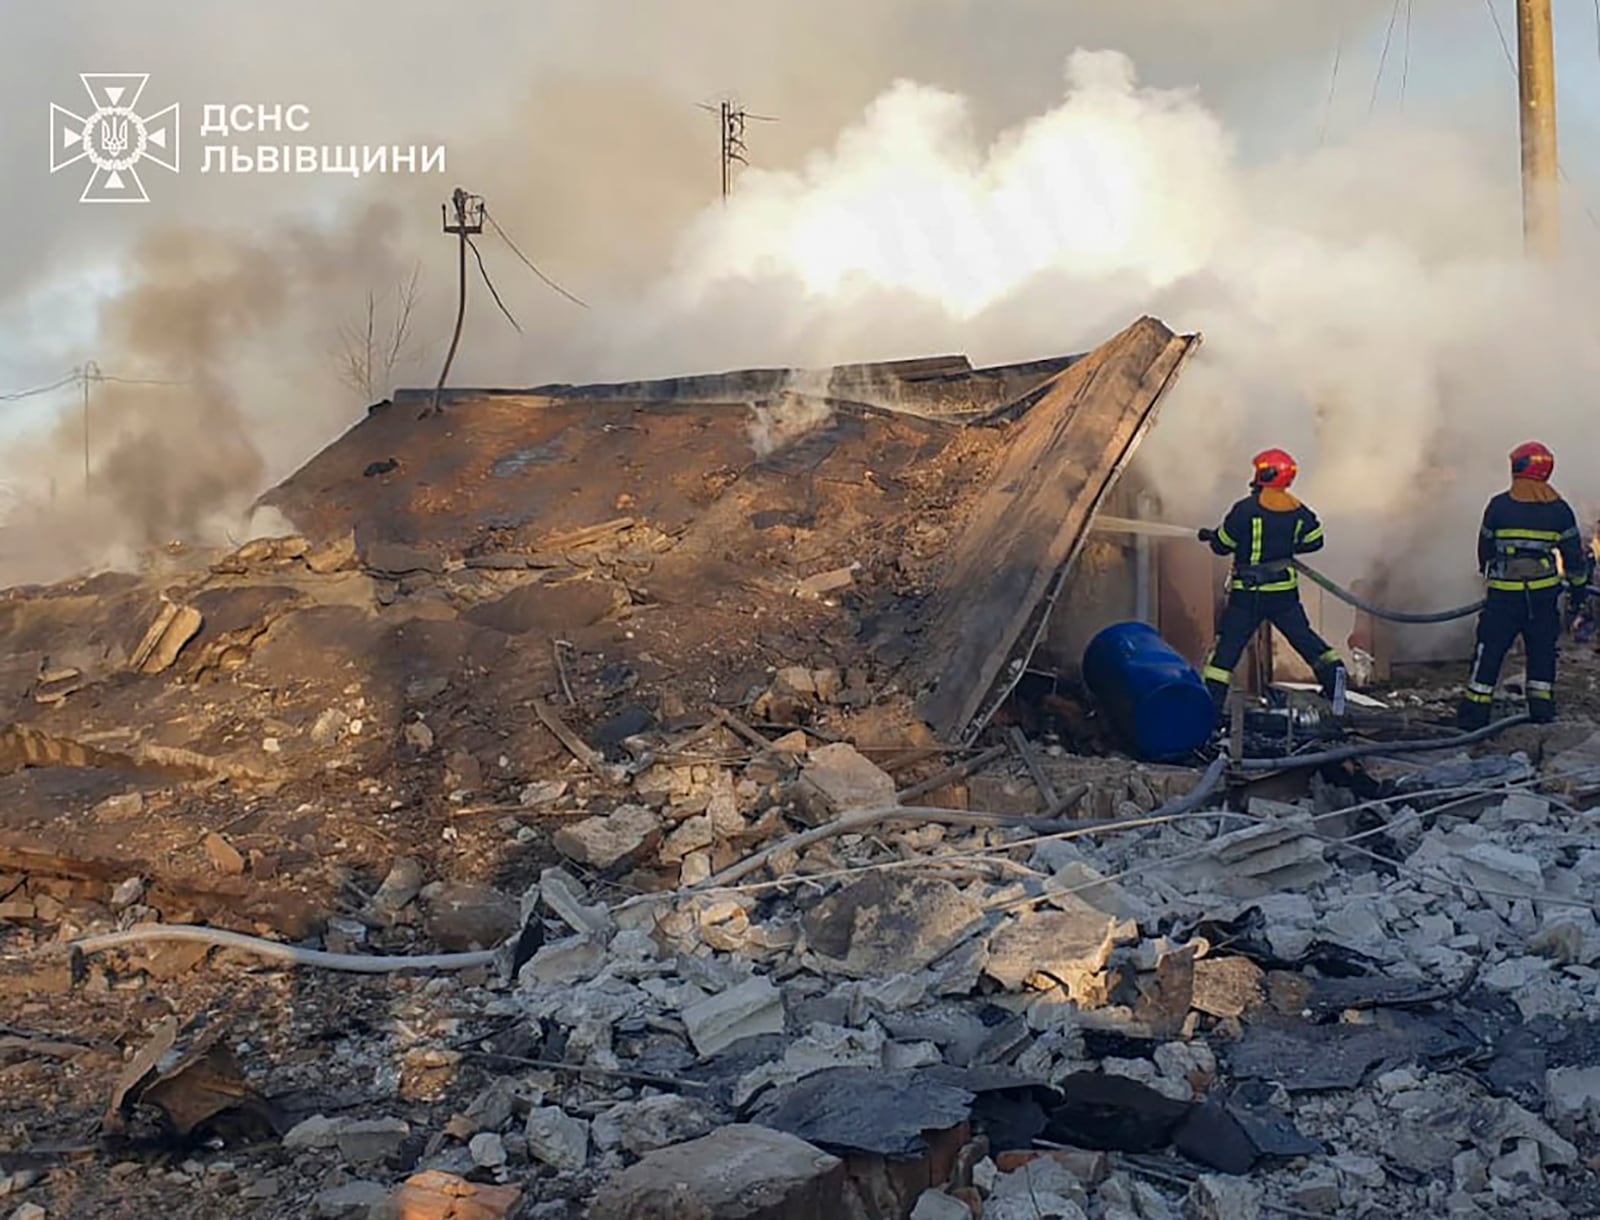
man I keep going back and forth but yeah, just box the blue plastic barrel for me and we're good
[1081,622,1216,762]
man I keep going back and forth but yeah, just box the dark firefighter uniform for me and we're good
[1198,448,1346,712]
[1458,441,1591,728]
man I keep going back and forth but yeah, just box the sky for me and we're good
[2,0,1600,592]
[4,1,1599,408]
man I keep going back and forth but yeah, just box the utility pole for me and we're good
[720,101,743,202]
[80,360,98,496]
[699,99,775,203]
[1516,0,1560,260]
[428,186,484,417]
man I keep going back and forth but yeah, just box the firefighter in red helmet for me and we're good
[1458,441,1591,728]
[1197,448,1347,713]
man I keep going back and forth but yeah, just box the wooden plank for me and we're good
[910,317,1199,741]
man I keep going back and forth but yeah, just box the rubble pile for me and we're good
[2,321,1600,1216]
[8,646,1600,1217]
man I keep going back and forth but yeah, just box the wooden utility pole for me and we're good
[1516,0,1560,259]
[427,186,484,417]
[80,360,98,496]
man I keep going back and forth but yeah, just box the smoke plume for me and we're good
[1,0,1596,642]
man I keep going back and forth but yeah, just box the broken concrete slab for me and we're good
[752,1067,975,1158]
[798,743,896,816]
[552,804,662,870]
[588,1125,845,1220]
[421,882,519,952]
[681,975,785,1058]
[985,910,1137,995]
[1166,815,1331,897]
[802,874,985,979]
[598,1094,717,1157]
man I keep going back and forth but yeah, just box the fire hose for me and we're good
[1094,516,1594,625]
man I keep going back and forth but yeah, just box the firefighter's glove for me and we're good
[1197,528,1216,544]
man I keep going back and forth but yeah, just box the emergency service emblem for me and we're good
[50,74,180,203]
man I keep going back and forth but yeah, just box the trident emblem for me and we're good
[99,115,129,158]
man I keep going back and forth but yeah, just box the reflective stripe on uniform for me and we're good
[1250,518,1263,565]
[1468,681,1495,695]
[1216,524,1235,548]
[1529,687,1555,700]
[1464,688,1494,704]
[1494,528,1564,542]
[1301,525,1324,544]
[1318,649,1341,665]
[1487,575,1562,592]
[1202,665,1231,684]
[1232,575,1298,593]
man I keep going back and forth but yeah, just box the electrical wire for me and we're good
[1478,0,1600,239]
[465,234,522,334]
[1483,0,1516,71]
[1371,0,1404,111]
[1320,21,1345,147]
[0,372,79,402]
[482,208,590,309]
[1401,0,1414,108]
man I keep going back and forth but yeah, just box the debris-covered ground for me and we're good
[5,330,1600,1218]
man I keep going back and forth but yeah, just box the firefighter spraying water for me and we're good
[1196,448,1349,719]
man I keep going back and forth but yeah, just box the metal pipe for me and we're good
[1234,713,1530,773]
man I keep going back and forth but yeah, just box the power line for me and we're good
[1400,0,1414,108]
[1483,0,1516,72]
[1371,0,1404,111]
[1479,0,1600,238]
[0,369,190,403]
[0,372,79,402]
[1319,21,1345,147]
[466,234,522,334]
[482,208,589,309]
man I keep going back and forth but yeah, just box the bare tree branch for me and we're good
[334,268,424,400]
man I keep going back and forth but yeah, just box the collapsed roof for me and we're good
[263,314,1198,745]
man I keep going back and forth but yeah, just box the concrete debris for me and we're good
[797,742,896,816]
[802,874,984,979]
[985,910,1137,995]
[1168,814,1331,896]
[336,1117,411,1165]
[313,1180,388,1218]
[910,1190,972,1220]
[523,1105,589,1171]
[18,371,1600,1220]
[377,1171,522,1220]
[1184,1175,1261,1220]
[552,804,661,869]
[596,1094,716,1157]
[588,1125,844,1220]
[372,857,425,915]
[421,882,519,951]
[681,975,785,1058]
[467,1131,507,1169]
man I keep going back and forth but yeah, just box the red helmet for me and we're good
[1510,441,1554,482]
[1251,448,1298,490]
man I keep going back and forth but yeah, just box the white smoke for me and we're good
[597,49,1600,654]
[746,391,834,459]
